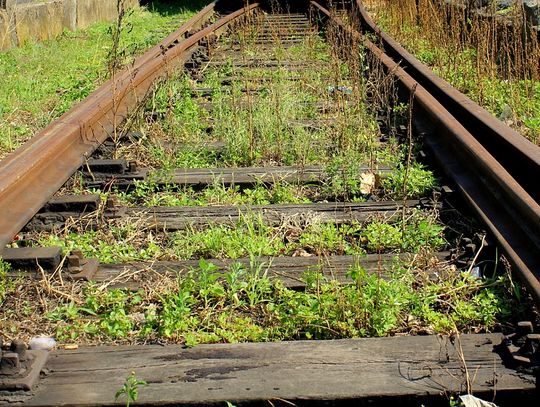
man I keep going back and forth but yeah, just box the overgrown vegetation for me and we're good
[36,210,445,263]
[0,0,209,159]
[74,15,436,203]
[1,5,519,349]
[366,0,540,145]
[0,257,522,344]
[115,180,312,207]
[137,59,386,169]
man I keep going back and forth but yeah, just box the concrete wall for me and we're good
[1,0,139,49]
[0,8,11,50]
[77,0,120,29]
[14,1,65,45]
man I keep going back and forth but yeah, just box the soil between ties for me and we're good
[1,4,533,361]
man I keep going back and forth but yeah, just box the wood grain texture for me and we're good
[95,252,440,289]
[86,165,390,189]
[22,334,536,406]
[131,200,417,230]
[25,200,418,232]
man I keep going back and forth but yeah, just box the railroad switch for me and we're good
[0,338,49,391]
[494,321,540,375]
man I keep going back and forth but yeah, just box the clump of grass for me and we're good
[39,224,164,264]
[170,215,286,259]
[25,258,519,344]
[382,162,437,199]
[362,211,445,252]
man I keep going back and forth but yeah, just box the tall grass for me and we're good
[366,0,540,144]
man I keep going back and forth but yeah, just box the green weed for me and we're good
[115,371,148,407]
[115,179,313,207]
[0,259,10,306]
[382,163,437,199]
[39,226,163,264]
[43,259,516,343]
[170,215,286,259]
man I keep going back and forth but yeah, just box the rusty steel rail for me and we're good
[310,1,540,302]
[0,2,259,252]
[354,0,540,202]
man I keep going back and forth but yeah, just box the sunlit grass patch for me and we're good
[0,1,209,158]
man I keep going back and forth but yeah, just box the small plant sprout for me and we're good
[115,371,148,407]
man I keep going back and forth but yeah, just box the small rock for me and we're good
[292,248,311,257]
[29,337,56,351]
[460,394,498,407]
[130,312,146,324]
[498,103,513,121]
[327,85,353,95]
[469,266,483,278]
[496,0,517,10]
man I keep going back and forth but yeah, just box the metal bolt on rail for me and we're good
[495,321,540,374]
[0,337,49,391]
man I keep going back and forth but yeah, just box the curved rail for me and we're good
[310,1,540,301]
[354,0,540,201]
[0,2,259,251]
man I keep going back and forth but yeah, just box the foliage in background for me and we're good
[366,0,540,145]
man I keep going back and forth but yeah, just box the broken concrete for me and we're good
[14,1,65,45]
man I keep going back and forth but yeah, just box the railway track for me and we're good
[0,0,539,405]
